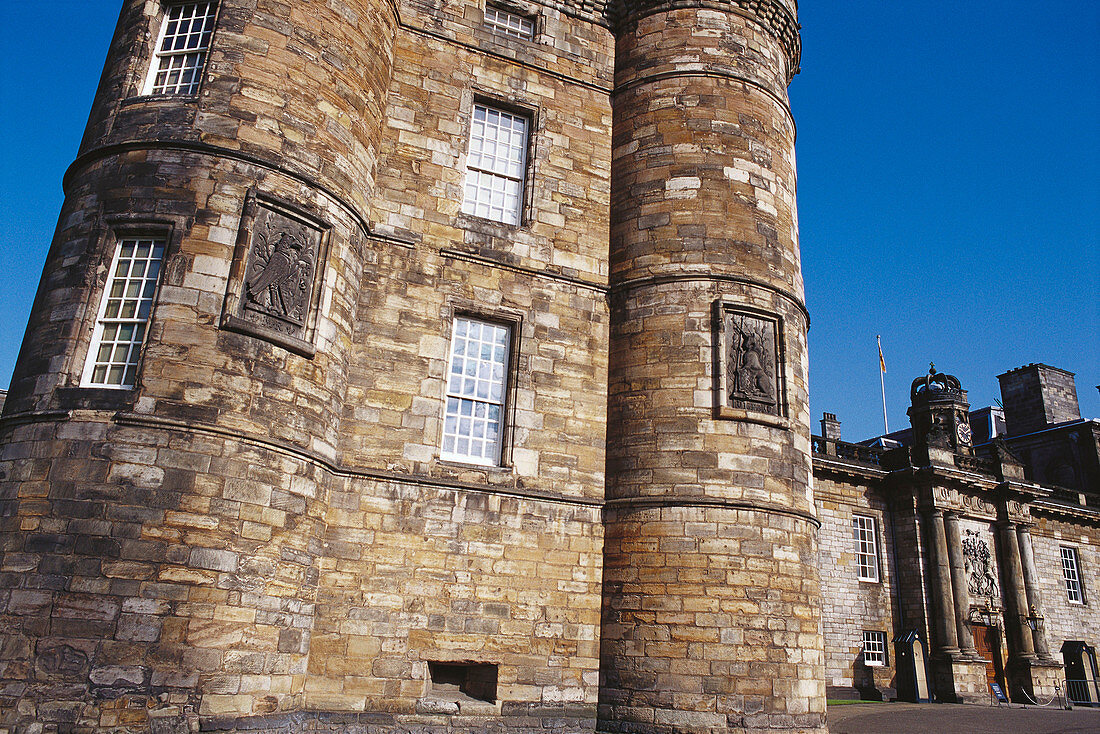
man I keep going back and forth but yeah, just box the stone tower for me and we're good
[1,0,398,728]
[1,0,819,732]
[602,0,824,732]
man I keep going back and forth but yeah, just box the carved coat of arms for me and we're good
[963,529,998,597]
[242,212,316,329]
[222,196,328,356]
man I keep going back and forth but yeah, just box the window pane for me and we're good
[863,631,886,666]
[462,104,528,225]
[485,6,534,39]
[1062,547,1085,604]
[148,3,217,95]
[853,515,879,582]
[441,317,511,465]
[83,238,165,388]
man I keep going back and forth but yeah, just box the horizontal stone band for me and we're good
[604,494,821,527]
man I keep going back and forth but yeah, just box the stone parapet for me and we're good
[610,0,800,79]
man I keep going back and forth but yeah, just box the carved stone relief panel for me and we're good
[221,193,329,357]
[963,528,998,598]
[715,303,786,423]
[932,486,996,519]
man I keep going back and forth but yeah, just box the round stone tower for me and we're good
[602,0,825,731]
[0,0,394,728]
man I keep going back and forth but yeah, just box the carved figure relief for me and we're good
[717,305,785,419]
[962,529,998,598]
[222,195,328,357]
[729,315,775,404]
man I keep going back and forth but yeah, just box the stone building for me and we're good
[814,364,1100,706]
[0,1,822,732]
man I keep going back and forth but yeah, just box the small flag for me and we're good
[878,337,886,373]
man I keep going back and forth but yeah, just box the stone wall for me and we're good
[1030,514,1100,660]
[815,474,897,698]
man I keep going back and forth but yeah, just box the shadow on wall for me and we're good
[852,654,897,702]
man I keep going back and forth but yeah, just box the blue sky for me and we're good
[1,3,1098,440]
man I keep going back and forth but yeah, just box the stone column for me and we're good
[1016,525,1052,660]
[998,522,1036,660]
[927,510,960,656]
[944,513,976,656]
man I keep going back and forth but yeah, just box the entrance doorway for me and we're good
[970,622,1006,695]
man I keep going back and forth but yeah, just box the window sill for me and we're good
[715,406,790,429]
[120,93,200,108]
[55,386,136,412]
[436,458,513,473]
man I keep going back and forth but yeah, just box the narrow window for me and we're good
[144,2,217,96]
[1061,546,1086,604]
[82,238,166,388]
[862,631,887,666]
[462,104,529,226]
[442,317,511,465]
[484,6,534,39]
[853,514,880,582]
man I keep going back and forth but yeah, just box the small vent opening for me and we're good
[427,661,498,704]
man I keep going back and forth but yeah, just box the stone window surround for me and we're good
[459,95,539,228]
[70,216,180,396]
[141,1,219,97]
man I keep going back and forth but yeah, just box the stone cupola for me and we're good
[908,363,973,453]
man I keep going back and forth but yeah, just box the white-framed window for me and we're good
[1061,546,1086,604]
[862,631,887,666]
[462,103,529,226]
[143,2,218,96]
[442,316,511,465]
[484,6,534,39]
[82,238,166,388]
[853,514,880,582]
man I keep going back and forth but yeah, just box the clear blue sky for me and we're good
[1,2,1098,440]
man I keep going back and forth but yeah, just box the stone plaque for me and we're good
[716,304,786,421]
[222,195,328,357]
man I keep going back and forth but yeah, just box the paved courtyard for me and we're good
[827,702,1100,734]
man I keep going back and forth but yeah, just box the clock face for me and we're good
[956,421,973,445]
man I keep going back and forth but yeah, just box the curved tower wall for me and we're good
[1,0,397,725]
[601,1,825,731]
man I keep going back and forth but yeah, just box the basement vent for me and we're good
[427,661,498,704]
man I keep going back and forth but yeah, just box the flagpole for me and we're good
[878,335,890,435]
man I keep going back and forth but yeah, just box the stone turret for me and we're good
[601,1,824,731]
